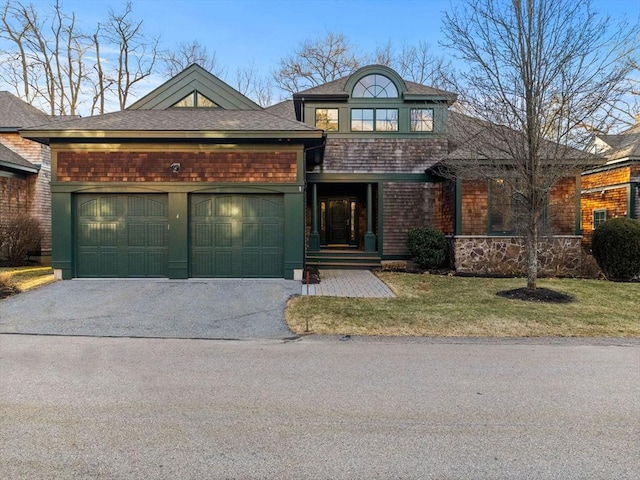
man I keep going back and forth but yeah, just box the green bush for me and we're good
[0,216,42,266]
[407,227,448,270]
[591,217,640,281]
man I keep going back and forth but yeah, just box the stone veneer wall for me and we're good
[453,235,582,277]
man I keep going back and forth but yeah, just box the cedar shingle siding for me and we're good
[323,138,446,173]
[57,151,297,183]
[383,183,431,255]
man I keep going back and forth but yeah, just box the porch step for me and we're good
[306,251,382,269]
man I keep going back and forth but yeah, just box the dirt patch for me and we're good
[496,287,574,303]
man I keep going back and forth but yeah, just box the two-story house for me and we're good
[21,64,584,279]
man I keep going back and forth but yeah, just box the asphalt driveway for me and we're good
[0,279,301,339]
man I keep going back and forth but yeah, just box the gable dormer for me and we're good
[127,63,262,111]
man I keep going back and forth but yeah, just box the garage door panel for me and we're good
[214,251,233,276]
[190,194,284,278]
[215,196,234,217]
[78,223,99,246]
[192,251,212,276]
[146,223,167,247]
[194,199,213,217]
[76,194,168,278]
[262,224,281,247]
[101,224,118,246]
[100,251,119,277]
[242,251,260,275]
[243,196,261,217]
[242,223,260,247]
[215,223,233,247]
[262,251,281,276]
[194,223,212,246]
[261,199,281,218]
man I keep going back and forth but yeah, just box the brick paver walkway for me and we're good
[300,269,395,298]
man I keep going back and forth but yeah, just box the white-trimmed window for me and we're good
[593,209,607,229]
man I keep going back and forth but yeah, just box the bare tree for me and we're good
[0,0,89,115]
[273,31,361,95]
[100,1,158,110]
[373,40,455,91]
[441,0,638,289]
[236,61,273,107]
[162,40,224,77]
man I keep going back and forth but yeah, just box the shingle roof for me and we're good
[0,142,37,171]
[0,91,51,128]
[440,111,591,164]
[21,108,320,133]
[294,75,457,102]
[265,99,295,120]
[596,122,640,161]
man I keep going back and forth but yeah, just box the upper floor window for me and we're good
[315,108,339,131]
[410,108,434,132]
[351,108,398,132]
[352,74,398,98]
[171,91,218,108]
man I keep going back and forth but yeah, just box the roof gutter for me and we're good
[0,159,40,174]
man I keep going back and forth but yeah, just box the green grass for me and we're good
[286,272,640,337]
[0,266,56,297]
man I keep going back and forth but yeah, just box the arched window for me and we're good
[352,74,398,98]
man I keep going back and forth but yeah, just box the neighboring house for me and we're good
[581,117,640,249]
[21,63,584,279]
[0,91,54,262]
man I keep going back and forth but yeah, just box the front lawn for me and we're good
[285,272,640,337]
[0,266,56,298]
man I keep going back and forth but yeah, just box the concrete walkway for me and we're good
[300,269,395,298]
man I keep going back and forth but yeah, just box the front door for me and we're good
[328,199,350,245]
[324,197,359,247]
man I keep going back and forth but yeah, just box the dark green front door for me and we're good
[76,194,169,277]
[190,194,284,277]
[328,199,350,245]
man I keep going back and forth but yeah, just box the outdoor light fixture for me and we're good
[170,162,181,172]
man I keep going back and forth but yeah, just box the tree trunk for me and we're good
[526,223,538,290]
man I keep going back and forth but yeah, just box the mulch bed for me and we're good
[496,287,574,303]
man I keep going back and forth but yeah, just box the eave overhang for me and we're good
[0,159,39,174]
[21,129,326,145]
[403,94,452,104]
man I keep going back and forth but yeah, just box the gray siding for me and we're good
[323,138,447,173]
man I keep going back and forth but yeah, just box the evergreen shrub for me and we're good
[407,227,448,270]
[591,217,640,281]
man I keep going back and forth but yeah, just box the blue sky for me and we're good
[5,0,638,111]
[55,0,640,86]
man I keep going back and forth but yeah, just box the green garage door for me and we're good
[191,194,284,277]
[76,194,169,277]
